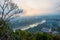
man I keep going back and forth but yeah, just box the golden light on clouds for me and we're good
[22,6,53,16]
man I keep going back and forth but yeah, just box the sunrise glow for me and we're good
[12,0,60,16]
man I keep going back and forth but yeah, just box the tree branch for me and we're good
[0,5,3,9]
[0,5,4,19]
[4,8,16,19]
[5,13,17,20]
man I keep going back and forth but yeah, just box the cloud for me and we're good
[12,0,60,16]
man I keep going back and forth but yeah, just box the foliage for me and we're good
[57,27,60,34]
[0,19,13,40]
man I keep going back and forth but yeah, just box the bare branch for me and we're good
[4,8,16,19]
[6,16,19,21]
[4,3,18,19]
[1,0,8,19]
[3,0,12,9]
[5,12,18,20]
[4,9,23,21]
[0,5,3,9]
[0,5,4,19]
[0,0,23,21]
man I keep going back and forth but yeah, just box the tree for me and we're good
[14,29,34,40]
[35,32,53,40]
[57,27,60,34]
[0,0,23,21]
[0,0,23,40]
[0,19,13,40]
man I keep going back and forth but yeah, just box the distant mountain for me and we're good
[26,20,59,33]
[26,15,60,33]
[10,16,42,28]
[11,15,60,34]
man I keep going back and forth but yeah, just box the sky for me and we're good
[0,0,60,30]
[0,0,60,16]
[12,0,60,30]
[12,0,60,16]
